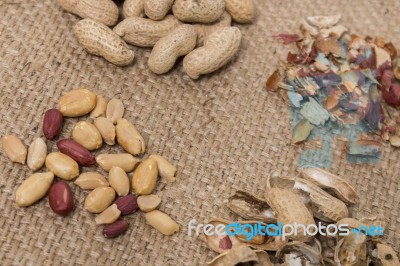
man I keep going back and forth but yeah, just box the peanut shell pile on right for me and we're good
[57,0,257,79]
[203,169,399,265]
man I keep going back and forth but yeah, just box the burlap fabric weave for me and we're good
[0,0,399,265]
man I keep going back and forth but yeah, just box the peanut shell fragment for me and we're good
[15,172,54,207]
[58,88,97,117]
[2,135,27,164]
[145,210,179,236]
[116,119,145,155]
[300,168,359,204]
[27,138,47,171]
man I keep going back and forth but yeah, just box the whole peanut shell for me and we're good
[144,0,174,21]
[194,12,232,47]
[266,188,315,242]
[225,0,256,23]
[172,0,225,23]
[74,19,135,66]
[123,0,144,18]
[113,15,181,48]
[183,27,242,79]
[58,0,119,26]
[148,24,197,74]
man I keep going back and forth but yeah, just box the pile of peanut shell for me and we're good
[57,0,257,79]
[203,169,399,265]
[2,88,179,239]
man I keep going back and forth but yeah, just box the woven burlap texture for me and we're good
[0,0,399,265]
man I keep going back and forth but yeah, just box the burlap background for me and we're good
[0,0,399,265]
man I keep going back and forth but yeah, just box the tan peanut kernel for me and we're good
[109,166,130,196]
[72,121,103,150]
[148,24,197,75]
[45,152,79,180]
[132,158,158,195]
[225,0,256,24]
[58,88,97,117]
[57,0,119,26]
[106,98,124,124]
[90,95,108,119]
[145,210,179,236]
[2,135,27,164]
[27,138,47,171]
[84,187,116,213]
[96,153,140,172]
[183,27,242,79]
[194,12,232,46]
[15,172,54,207]
[113,15,181,48]
[172,0,225,23]
[94,117,116,145]
[95,204,121,224]
[149,154,176,182]
[74,172,109,190]
[123,0,144,18]
[116,118,145,155]
[144,0,174,21]
[73,19,135,66]
[137,194,161,212]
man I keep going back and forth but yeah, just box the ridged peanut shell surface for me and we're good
[73,19,134,66]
